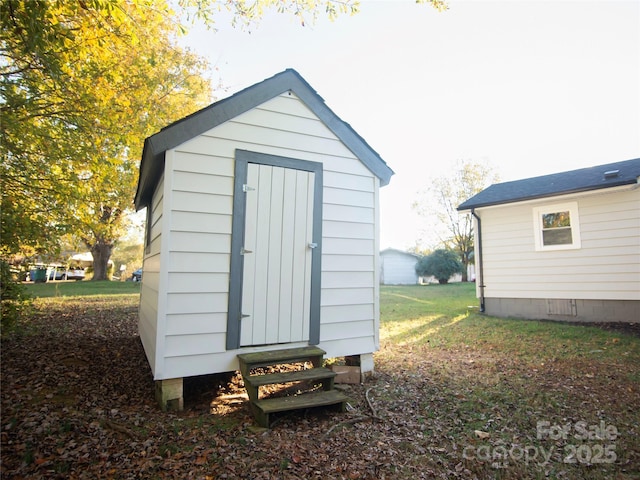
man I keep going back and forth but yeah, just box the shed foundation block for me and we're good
[155,378,184,411]
[359,353,375,381]
[333,353,375,383]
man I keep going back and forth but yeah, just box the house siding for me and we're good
[476,186,640,322]
[143,92,380,379]
[138,172,165,377]
[380,249,419,285]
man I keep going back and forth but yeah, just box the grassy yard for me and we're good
[1,282,638,479]
[378,284,640,478]
[23,279,141,298]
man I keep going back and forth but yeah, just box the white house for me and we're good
[134,69,394,410]
[379,248,420,285]
[458,158,640,323]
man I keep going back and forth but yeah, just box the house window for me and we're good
[533,202,581,251]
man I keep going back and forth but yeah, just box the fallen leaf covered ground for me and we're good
[2,294,639,479]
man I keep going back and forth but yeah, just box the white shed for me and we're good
[134,69,393,410]
[379,248,421,285]
[458,158,640,323]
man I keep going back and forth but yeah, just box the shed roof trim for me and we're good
[380,248,422,259]
[135,69,393,209]
[458,158,640,211]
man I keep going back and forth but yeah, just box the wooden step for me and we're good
[238,346,326,371]
[238,346,348,428]
[244,367,337,388]
[251,390,348,427]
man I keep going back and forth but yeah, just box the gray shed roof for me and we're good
[135,69,394,210]
[458,158,640,211]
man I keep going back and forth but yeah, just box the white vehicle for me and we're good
[67,268,85,281]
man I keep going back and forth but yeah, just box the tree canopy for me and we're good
[413,159,498,281]
[415,248,463,284]
[2,0,447,279]
[1,0,216,279]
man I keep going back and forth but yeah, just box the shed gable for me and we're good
[135,69,393,211]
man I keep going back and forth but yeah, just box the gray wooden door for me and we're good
[240,163,315,346]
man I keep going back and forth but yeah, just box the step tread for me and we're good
[238,346,326,367]
[244,367,336,387]
[254,390,348,414]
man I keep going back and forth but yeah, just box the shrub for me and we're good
[1,260,32,334]
[415,249,464,284]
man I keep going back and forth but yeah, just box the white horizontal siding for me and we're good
[139,172,165,378]
[171,191,232,215]
[138,284,158,375]
[324,170,375,192]
[322,271,374,289]
[170,211,232,234]
[165,333,227,357]
[323,255,374,272]
[171,149,235,177]
[323,238,375,256]
[172,171,234,195]
[169,232,230,253]
[167,252,230,273]
[148,92,380,379]
[324,187,374,208]
[322,287,375,306]
[321,304,375,323]
[207,121,352,162]
[324,204,374,224]
[166,272,229,293]
[165,313,227,336]
[166,292,228,314]
[321,320,374,342]
[380,250,419,285]
[480,188,640,301]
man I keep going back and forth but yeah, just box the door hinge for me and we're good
[242,184,255,192]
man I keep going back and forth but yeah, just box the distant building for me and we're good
[380,248,421,285]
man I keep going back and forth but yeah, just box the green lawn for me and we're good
[380,283,638,361]
[378,284,640,479]
[23,279,141,298]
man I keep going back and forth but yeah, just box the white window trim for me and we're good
[532,201,581,251]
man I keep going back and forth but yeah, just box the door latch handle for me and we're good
[308,242,318,249]
[241,247,253,255]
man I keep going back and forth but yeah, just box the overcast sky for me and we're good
[181,0,640,250]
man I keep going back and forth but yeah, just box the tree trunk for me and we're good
[90,242,113,281]
[461,259,469,282]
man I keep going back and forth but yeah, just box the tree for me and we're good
[415,249,463,284]
[1,1,211,279]
[414,159,499,281]
[2,0,448,279]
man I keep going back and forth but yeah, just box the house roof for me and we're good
[135,69,394,210]
[380,248,422,259]
[458,158,640,211]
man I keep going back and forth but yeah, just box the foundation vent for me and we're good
[547,299,577,316]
